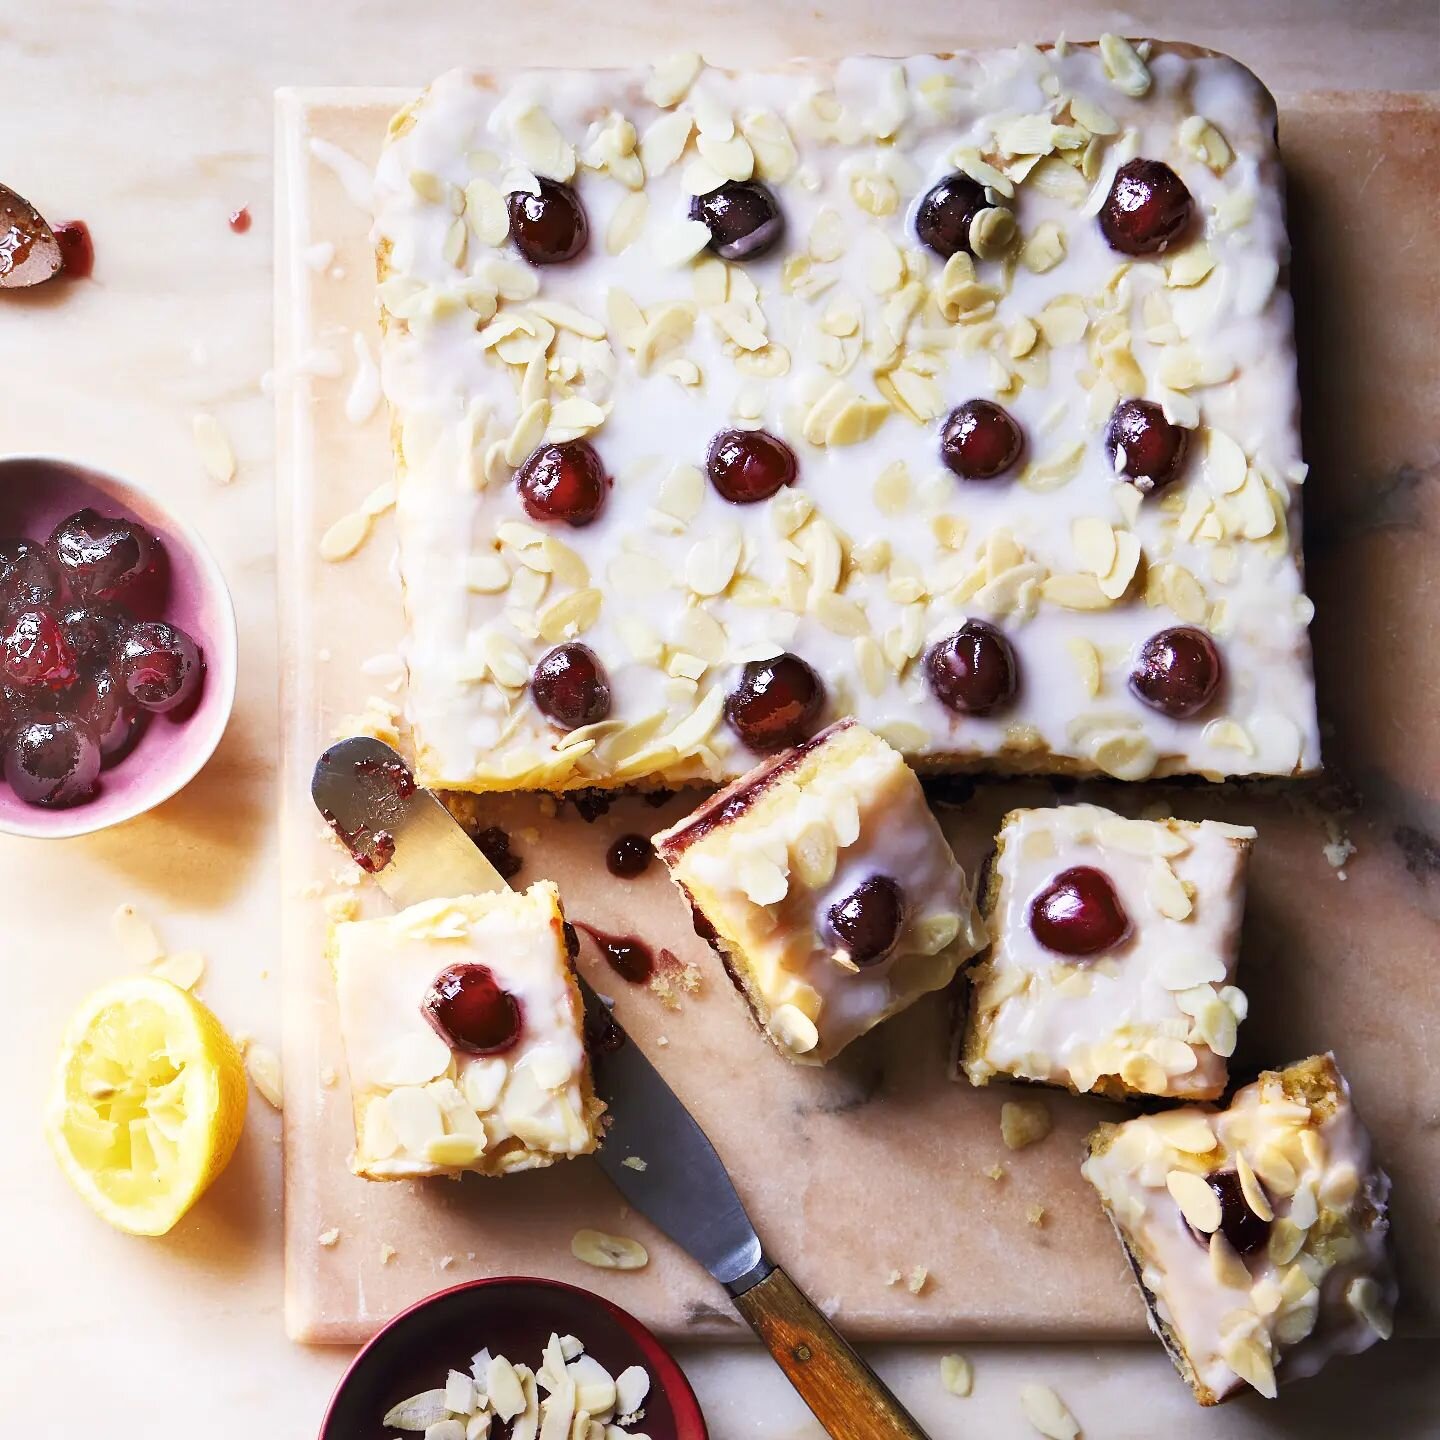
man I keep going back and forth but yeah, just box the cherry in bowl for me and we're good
[0,457,235,838]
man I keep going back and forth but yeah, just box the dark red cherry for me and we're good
[1106,398,1190,493]
[507,179,588,266]
[1029,866,1131,957]
[69,668,147,766]
[706,428,797,504]
[474,825,522,881]
[0,607,79,693]
[4,714,101,808]
[53,220,95,278]
[725,653,824,753]
[531,643,611,729]
[48,510,160,603]
[940,400,1024,480]
[60,604,125,670]
[515,441,609,526]
[606,833,654,879]
[926,621,1018,716]
[1100,159,1194,256]
[116,620,205,714]
[421,962,523,1055]
[1207,1170,1271,1256]
[0,538,59,608]
[915,172,988,258]
[827,875,904,967]
[1130,626,1222,719]
[0,686,26,745]
[690,180,785,261]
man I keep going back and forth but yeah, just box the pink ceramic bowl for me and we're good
[320,1276,709,1440]
[0,455,237,839]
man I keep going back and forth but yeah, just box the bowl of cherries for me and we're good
[0,455,237,837]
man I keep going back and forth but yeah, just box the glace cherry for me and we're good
[4,714,101,808]
[71,668,147,766]
[940,400,1024,480]
[706,428,797,504]
[915,172,988,259]
[690,180,785,262]
[0,607,79,693]
[1205,1170,1271,1256]
[606,833,654,879]
[515,440,610,526]
[827,875,905,967]
[531,643,612,729]
[0,538,59,608]
[1106,398,1190,493]
[421,962,523,1055]
[1130,626,1223,719]
[1029,866,1131,957]
[725,653,824,753]
[117,620,205,714]
[49,509,159,604]
[60,604,125,670]
[1100,159,1194,256]
[507,179,589,266]
[926,621,1018,716]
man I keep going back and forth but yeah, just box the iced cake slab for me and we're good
[374,41,1318,794]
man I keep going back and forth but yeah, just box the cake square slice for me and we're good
[330,882,603,1179]
[373,41,1318,795]
[653,719,982,1063]
[1082,1054,1396,1405]
[960,803,1254,1099]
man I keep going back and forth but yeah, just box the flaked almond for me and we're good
[1167,1169,1221,1232]
[571,1229,649,1271]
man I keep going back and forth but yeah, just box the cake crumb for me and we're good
[885,1268,903,1287]
[906,1265,929,1296]
[1001,1098,1053,1151]
[655,1035,669,1047]
[439,1254,455,1270]
[1019,1381,1080,1439]
[1026,1203,1047,1228]
[985,1162,1007,1181]
[324,894,360,922]
[317,1227,341,1248]
[940,1352,973,1397]
[622,1156,648,1172]
[538,795,559,818]
[379,1242,397,1265]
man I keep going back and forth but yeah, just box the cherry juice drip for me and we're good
[574,921,654,983]
[53,221,93,278]
[228,207,252,234]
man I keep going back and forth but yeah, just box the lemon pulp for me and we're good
[48,978,248,1236]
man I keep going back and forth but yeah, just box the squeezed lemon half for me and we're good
[46,977,248,1236]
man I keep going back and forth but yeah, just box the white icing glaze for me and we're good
[965,803,1253,1096]
[656,720,982,1062]
[373,45,1318,792]
[331,883,594,1178]
[1081,1056,1395,1400]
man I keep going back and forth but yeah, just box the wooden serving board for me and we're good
[276,85,1439,1345]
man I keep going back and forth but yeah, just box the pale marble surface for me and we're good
[1,2,1437,1436]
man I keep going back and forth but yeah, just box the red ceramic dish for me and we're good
[0,454,237,837]
[320,1276,709,1440]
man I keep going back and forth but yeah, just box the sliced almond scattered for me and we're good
[940,1353,973,1398]
[571,1229,649,1271]
[246,1044,284,1110]
[1019,1382,1080,1440]
[192,412,237,484]
[112,903,165,966]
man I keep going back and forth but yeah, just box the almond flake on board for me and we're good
[246,1044,284,1110]
[192,412,237,483]
[571,1230,649,1271]
[1019,1382,1080,1439]
[940,1353,974,1397]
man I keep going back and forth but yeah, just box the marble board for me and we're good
[276,84,1439,1345]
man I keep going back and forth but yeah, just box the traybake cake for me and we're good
[372,39,1319,795]
[330,883,602,1179]
[653,719,982,1063]
[1082,1055,1395,1404]
[960,803,1254,1099]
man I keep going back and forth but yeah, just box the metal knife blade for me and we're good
[310,736,770,1294]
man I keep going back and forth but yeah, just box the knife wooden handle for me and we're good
[732,1266,930,1439]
